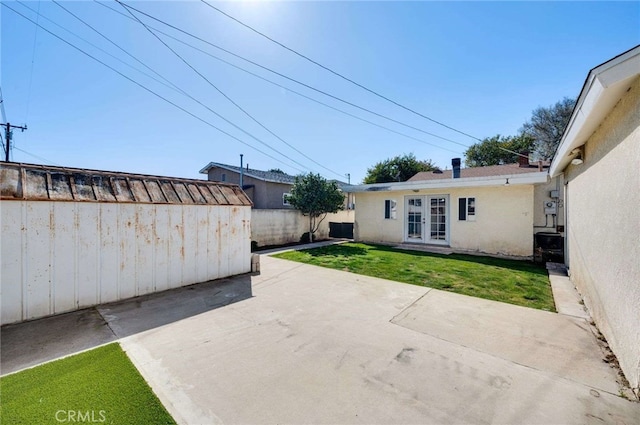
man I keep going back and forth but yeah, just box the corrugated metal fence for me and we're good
[1,163,252,325]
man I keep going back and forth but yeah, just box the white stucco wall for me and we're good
[251,209,354,247]
[0,201,252,325]
[533,175,564,234]
[563,76,640,391]
[354,185,534,257]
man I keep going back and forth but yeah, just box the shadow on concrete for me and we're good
[1,309,117,376]
[100,275,253,338]
[0,275,253,376]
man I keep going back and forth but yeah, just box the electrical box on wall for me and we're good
[550,190,559,198]
[544,201,557,215]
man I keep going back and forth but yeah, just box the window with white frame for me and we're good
[384,199,397,219]
[458,197,476,221]
[283,193,292,206]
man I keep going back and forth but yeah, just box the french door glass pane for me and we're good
[429,197,447,240]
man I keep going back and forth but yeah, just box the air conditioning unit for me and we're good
[544,201,557,215]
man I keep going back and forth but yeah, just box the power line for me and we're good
[95,0,472,151]
[13,1,311,174]
[2,2,308,174]
[24,0,339,176]
[156,32,462,155]
[16,0,187,95]
[50,0,181,94]
[92,2,461,156]
[116,0,343,179]
[200,0,482,143]
[11,145,62,166]
[24,0,41,125]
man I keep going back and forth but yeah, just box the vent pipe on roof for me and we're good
[240,154,244,188]
[452,158,461,179]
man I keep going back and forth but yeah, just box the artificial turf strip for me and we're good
[274,243,556,311]
[0,343,175,425]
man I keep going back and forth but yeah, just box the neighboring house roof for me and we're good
[348,164,548,193]
[408,163,544,182]
[199,162,297,184]
[328,179,354,191]
[199,162,354,191]
[1,162,252,206]
[550,45,640,177]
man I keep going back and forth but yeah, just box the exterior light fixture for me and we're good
[571,156,584,165]
[504,178,510,186]
[570,146,584,165]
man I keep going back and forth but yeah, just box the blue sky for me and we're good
[2,1,639,183]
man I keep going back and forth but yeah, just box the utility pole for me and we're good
[2,122,28,162]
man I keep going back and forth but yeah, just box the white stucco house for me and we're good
[350,159,563,258]
[549,45,640,394]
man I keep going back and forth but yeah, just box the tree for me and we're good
[287,173,345,243]
[268,168,286,174]
[521,97,576,160]
[363,153,437,184]
[464,134,535,167]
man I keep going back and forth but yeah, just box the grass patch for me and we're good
[274,243,555,311]
[0,343,175,425]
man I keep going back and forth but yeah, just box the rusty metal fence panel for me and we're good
[0,162,253,325]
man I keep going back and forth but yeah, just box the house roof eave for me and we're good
[348,172,549,193]
[549,45,640,177]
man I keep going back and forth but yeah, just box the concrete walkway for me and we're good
[2,252,639,424]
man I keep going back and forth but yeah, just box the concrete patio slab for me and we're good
[98,275,253,338]
[392,289,619,394]
[118,256,639,424]
[1,275,253,375]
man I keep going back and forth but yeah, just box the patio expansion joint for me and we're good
[388,288,434,324]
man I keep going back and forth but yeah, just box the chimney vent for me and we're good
[452,158,461,179]
[518,152,530,167]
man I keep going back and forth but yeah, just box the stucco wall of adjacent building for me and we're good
[206,168,293,209]
[533,174,565,234]
[251,209,354,247]
[562,76,640,391]
[261,181,294,209]
[354,185,534,257]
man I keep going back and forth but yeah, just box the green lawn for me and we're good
[274,243,555,311]
[0,343,175,425]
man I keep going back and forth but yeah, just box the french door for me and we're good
[405,195,449,244]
